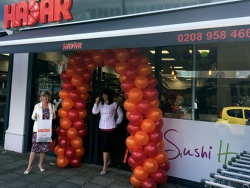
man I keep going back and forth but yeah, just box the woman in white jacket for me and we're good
[92,88,123,175]
[24,91,56,175]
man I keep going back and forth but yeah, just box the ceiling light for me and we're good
[186,78,191,80]
[208,69,212,76]
[2,53,9,56]
[162,58,175,61]
[170,66,183,69]
[171,69,175,75]
[150,50,169,54]
[189,50,210,53]
[151,66,155,69]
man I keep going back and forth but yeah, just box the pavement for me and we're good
[0,146,188,188]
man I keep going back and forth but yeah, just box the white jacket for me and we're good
[92,102,123,130]
[31,102,55,132]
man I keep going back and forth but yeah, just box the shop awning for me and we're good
[0,1,250,53]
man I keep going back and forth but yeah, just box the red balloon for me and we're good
[134,131,149,146]
[121,79,135,92]
[155,119,163,130]
[65,65,76,77]
[71,136,83,149]
[143,87,159,101]
[57,156,69,168]
[58,136,70,148]
[75,63,87,75]
[137,100,151,114]
[142,178,157,188]
[148,129,162,143]
[138,64,152,76]
[72,120,84,130]
[60,70,71,81]
[78,128,87,138]
[59,89,69,99]
[127,123,142,135]
[129,48,141,54]
[65,146,76,160]
[123,68,138,80]
[82,70,92,84]
[144,142,159,157]
[146,107,163,122]
[128,156,142,171]
[74,100,86,110]
[128,55,141,67]
[58,108,68,118]
[159,161,170,172]
[150,168,167,185]
[105,54,118,67]
[128,111,143,125]
[147,75,158,88]
[73,52,83,64]
[116,49,130,61]
[134,75,149,89]
[56,127,67,137]
[69,90,80,101]
[70,157,81,167]
[68,109,79,121]
[62,81,75,91]
[131,148,147,163]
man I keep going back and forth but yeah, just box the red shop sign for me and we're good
[3,0,73,29]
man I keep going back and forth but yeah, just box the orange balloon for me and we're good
[126,136,142,151]
[134,131,149,146]
[76,84,89,94]
[137,64,152,76]
[124,99,137,112]
[86,63,97,71]
[68,55,76,66]
[71,75,83,87]
[151,99,160,108]
[65,65,76,77]
[153,150,168,165]
[71,136,83,149]
[134,75,148,89]
[59,89,69,99]
[143,158,158,174]
[67,127,78,139]
[57,156,69,168]
[60,118,72,130]
[141,119,155,133]
[146,107,163,122]
[119,74,127,83]
[130,175,142,188]
[140,55,149,64]
[55,146,65,156]
[75,147,85,157]
[114,61,128,74]
[58,108,68,118]
[128,88,143,103]
[116,49,129,61]
[79,109,87,119]
[133,166,149,181]
[61,98,74,110]
[157,140,165,150]
[79,93,89,101]
[92,51,104,63]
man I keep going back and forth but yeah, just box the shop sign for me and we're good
[3,0,73,29]
[162,118,250,182]
[62,42,83,50]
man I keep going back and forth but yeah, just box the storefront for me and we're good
[1,0,250,186]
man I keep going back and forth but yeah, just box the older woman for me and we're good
[92,88,123,175]
[24,91,56,175]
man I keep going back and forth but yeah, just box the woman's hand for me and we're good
[95,97,100,104]
[52,113,56,120]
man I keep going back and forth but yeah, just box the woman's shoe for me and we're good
[100,170,107,175]
[24,167,32,175]
[38,165,45,172]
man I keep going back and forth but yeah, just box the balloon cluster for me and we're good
[54,52,91,168]
[54,48,170,187]
[115,49,170,188]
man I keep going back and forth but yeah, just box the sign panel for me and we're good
[162,118,250,182]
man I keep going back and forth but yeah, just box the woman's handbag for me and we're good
[36,115,52,142]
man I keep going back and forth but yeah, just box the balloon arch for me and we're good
[54,48,170,187]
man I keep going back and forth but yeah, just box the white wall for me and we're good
[4,53,29,152]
